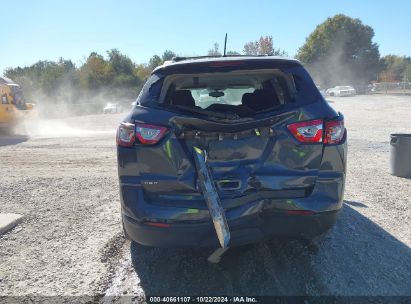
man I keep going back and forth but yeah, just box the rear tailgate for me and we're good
[130,59,336,208]
[139,108,326,209]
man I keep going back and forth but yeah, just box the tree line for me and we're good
[4,14,411,104]
[296,14,411,87]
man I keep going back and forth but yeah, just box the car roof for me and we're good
[152,56,301,73]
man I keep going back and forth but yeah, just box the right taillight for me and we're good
[287,117,345,145]
[287,119,324,143]
[324,119,345,144]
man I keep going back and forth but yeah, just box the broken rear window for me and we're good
[137,64,322,118]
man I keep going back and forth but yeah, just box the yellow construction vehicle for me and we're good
[0,76,36,130]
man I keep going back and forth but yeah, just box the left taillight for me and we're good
[116,122,136,147]
[116,122,168,147]
[135,123,167,145]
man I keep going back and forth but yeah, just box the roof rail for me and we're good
[171,54,274,62]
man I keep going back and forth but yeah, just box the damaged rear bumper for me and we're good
[120,170,344,248]
[119,141,346,248]
[120,163,345,248]
[120,171,345,248]
[122,208,340,248]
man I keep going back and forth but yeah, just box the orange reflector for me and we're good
[144,222,170,228]
[285,210,314,215]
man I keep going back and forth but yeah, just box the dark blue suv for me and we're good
[117,56,346,248]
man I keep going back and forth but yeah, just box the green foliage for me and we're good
[380,55,411,82]
[5,58,77,98]
[243,36,287,56]
[78,52,111,90]
[296,14,381,86]
[107,49,135,75]
[3,21,409,107]
[406,63,411,82]
[107,49,141,88]
[148,55,162,70]
[162,50,176,61]
[4,49,153,103]
[134,64,151,81]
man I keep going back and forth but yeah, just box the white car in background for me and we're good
[103,103,123,114]
[326,86,356,97]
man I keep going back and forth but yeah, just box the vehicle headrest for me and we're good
[241,89,280,112]
[241,92,253,107]
[171,90,195,107]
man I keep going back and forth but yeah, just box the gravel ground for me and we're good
[0,114,124,297]
[0,95,410,300]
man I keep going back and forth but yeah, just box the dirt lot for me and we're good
[0,95,410,300]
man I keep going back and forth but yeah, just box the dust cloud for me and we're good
[15,119,107,138]
[13,86,134,138]
[304,31,379,89]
